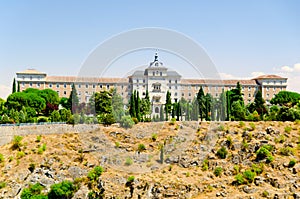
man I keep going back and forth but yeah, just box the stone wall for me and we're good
[0,124,100,146]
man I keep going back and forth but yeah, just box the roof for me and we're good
[253,75,287,79]
[46,76,128,83]
[131,70,145,77]
[167,71,181,77]
[17,69,46,75]
[181,79,257,86]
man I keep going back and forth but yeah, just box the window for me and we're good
[273,87,275,91]
[107,84,110,89]
[215,93,218,97]
[92,84,95,88]
[153,72,155,76]
[78,91,81,95]
[78,84,81,88]
[155,107,159,113]
[175,80,177,83]
[100,84,103,89]
[182,93,184,96]
[86,84,89,88]
[169,80,171,83]
[37,83,40,88]
[169,86,171,89]
[267,94,269,98]
[175,86,178,89]
[188,85,191,90]
[189,93,191,97]
[29,83,32,87]
[266,87,269,91]
[56,84,59,88]
[143,79,145,83]
[121,85,124,89]
[137,79,139,83]
[215,86,218,91]
[175,92,177,96]
[64,91,67,95]
[174,98,178,103]
[280,81,282,85]
[22,76,25,80]
[30,76,32,80]
[49,84,52,88]
[142,92,145,95]
[121,92,123,96]
[273,81,276,84]
[248,93,251,97]
[22,82,25,87]
[248,87,251,91]
[160,72,162,76]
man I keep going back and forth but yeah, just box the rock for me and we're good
[266,126,275,134]
[72,185,89,199]
[242,185,257,194]
[269,178,286,189]
[254,176,265,186]
[293,193,300,199]
[165,156,179,164]
[232,154,241,164]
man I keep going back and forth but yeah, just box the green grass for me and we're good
[284,126,292,133]
[125,157,133,166]
[16,151,25,159]
[214,167,223,177]
[216,146,228,159]
[137,144,146,152]
[0,154,4,163]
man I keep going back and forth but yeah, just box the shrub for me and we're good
[120,115,134,128]
[17,151,25,159]
[239,121,245,128]
[0,153,4,163]
[202,159,209,171]
[125,157,133,166]
[262,190,269,197]
[284,126,292,133]
[37,144,46,155]
[226,136,233,148]
[233,165,240,174]
[21,183,46,199]
[214,167,223,177]
[216,146,228,159]
[251,163,264,175]
[249,122,256,131]
[280,147,294,156]
[11,135,23,150]
[217,125,225,131]
[28,163,35,173]
[266,155,274,163]
[87,166,104,182]
[36,135,42,143]
[275,134,286,143]
[235,173,245,185]
[243,170,256,183]
[127,176,135,183]
[151,133,157,141]
[115,142,120,148]
[48,180,77,199]
[256,145,273,160]
[169,118,176,125]
[137,144,146,152]
[288,159,296,167]
[0,182,6,189]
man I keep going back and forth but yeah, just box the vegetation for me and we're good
[214,167,223,177]
[216,146,228,159]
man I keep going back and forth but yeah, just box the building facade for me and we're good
[16,54,287,114]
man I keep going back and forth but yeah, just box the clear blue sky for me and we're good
[1,1,300,98]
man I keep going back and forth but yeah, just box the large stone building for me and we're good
[16,54,287,114]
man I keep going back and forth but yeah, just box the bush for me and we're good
[243,170,256,183]
[233,165,240,174]
[125,157,133,166]
[266,155,274,163]
[151,133,157,141]
[256,145,273,160]
[169,118,176,125]
[262,190,269,197]
[226,136,233,148]
[239,121,245,128]
[28,163,35,173]
[217,125,225,131]
[127,176,135,183]
[216,146,228,159]
[87,166,104,182]
[214,167,223,177]
[251,163,264,175]
[249,122,256,131]
[202,159,209,171]
[137,144,146,152]
[17,151,25,159]
[0,182,6,189]
[21,183,46,199]
[97,113,115,126]
[0,153,4,163]
[288,159,296,167]
[280,147,294,156]
[115,142,120,148]
[284,126,292,133]
[48,180,77,199]
[235,173,245,185]
[120,115,134,128]
[36,135,42,143]
[11,135,23,150]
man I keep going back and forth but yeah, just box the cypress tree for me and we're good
[197,87,205,121]
[67,83,79,114]
[17,81,20,92]
[129,92,136,118]
[160,104,164,121]
[12,78,16,93]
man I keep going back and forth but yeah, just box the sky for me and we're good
[0,1,300,99]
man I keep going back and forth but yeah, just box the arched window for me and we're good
[155,107,159,113]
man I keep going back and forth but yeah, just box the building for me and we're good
[16,54,287,114]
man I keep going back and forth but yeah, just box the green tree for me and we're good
[50,110,61,122]
[197,87,205,121]
[205,93,212,121]
[67,84,79,113]
[129,92,136,118]
[112,89,124,122]
[231,100,246,121]
[140,90,151,120]
[17,81,20,92]
[48,180,77,199]
[271,91,300,107]
[12,78,16,93]
[135,91,141,121]
[160,104,164,121]
[165,91,172,120]
[248,90,267,119]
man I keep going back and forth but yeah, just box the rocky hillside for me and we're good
[0,121,299,198]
